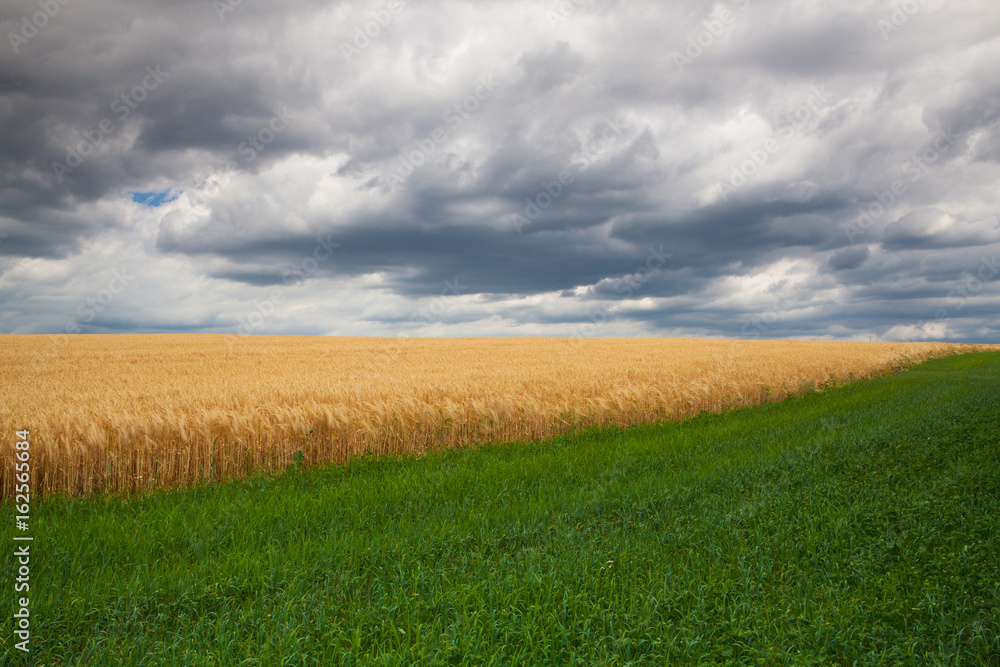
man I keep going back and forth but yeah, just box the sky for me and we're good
[1,0,998,342]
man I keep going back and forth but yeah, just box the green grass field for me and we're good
[3,352,999,665]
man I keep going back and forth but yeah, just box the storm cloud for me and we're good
[1,0,998,341]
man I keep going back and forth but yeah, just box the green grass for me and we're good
[3,353,1000,665]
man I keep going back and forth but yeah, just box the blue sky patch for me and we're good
[127,189,180,207]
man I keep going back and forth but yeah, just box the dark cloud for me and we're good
[1,0,999,341]
[881,209,1000,251]
[827,245,869,271]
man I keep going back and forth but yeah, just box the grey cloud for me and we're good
[828,245,869,271]
[1,0,999,342]
[881,209,1000,251]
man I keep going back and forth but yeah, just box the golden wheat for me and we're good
[1,335,993,497]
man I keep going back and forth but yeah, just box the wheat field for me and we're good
[1,335,992,497]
